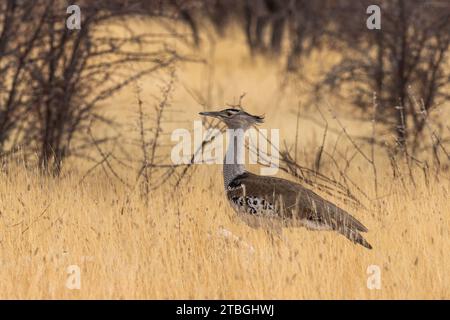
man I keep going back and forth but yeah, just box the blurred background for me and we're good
[0,0,449,299]
[0,0,449,177]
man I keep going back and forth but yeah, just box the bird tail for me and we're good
[340,227,372,249]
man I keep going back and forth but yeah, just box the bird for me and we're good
[199,108,372,249]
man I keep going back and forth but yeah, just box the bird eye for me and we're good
[226,109,238,116]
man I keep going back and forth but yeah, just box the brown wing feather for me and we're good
[227,172,372,249]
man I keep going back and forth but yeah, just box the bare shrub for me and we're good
[318,0,450,155]
[0,0,193,175]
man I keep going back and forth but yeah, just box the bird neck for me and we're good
[223,128,247,189]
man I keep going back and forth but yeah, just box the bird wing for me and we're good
[227,172,372,249]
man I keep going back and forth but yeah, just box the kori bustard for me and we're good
[200,108,372,249]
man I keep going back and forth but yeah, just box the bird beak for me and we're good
[199,111,222,118]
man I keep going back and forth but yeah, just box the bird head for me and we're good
[199,108,264,130]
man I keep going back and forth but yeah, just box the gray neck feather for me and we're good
[223,129,246,189]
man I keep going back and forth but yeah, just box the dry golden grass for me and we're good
[0,21,449,299]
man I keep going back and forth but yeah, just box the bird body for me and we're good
[200,108,372,249]
[226,171,371,248]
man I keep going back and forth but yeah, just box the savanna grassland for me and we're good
[0,21,449,299]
